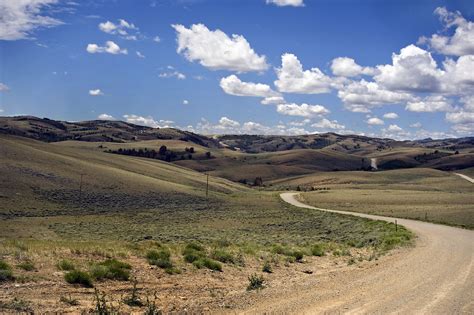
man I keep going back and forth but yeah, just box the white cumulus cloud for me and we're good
[387,124,403,132]
[338,80,413,112]
[98,19,139,40]
[383,112,399,119]
[261,96,286,105]
[123,115,175,128]
[405,95,453,112]
[266,0,304,7]
[276,103,330,118]
[220,75,280,98]
[89,89,103,96]
[98,113,115,120]
[366,117,384,125]
[86,41,127,55]
[331,57,376,77]
[275,53,334,94]
[419,7,474,56]
[311,118,345,130]
[374,44,444,93]
[172,23,268,72]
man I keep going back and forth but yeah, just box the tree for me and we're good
[455,150,459,155]
[159,145,167,155]
[189,147,195,153]
[205,151,212,158]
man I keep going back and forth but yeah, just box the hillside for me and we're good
[0,135,245,219]
[1,116,473,184]
[0,116,219,147]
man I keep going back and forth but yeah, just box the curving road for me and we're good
[455,173,474,184]
[245,193,474,314]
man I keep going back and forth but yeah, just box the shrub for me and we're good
[17,261,36,271]
[262,261,272,273]
[182,243,206,263]
[311,244,325,257]
[0,260,14,282]
[211,249,235,264]
[146,249,172,269]
[91,259,131,281]
[271,245,286,255]
[193,258,222,272]
[247,274,264,291]
[292,250,304,262]
[64,270,93,288]
[57,260,75,271]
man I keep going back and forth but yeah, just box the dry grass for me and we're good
[275,168,474,229]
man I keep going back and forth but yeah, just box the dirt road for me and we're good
[455,173,474,184]
[243,192,474,314]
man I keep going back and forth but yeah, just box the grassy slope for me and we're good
[0,135,415,313]
[0,134,410,248]
[274,168,474,229]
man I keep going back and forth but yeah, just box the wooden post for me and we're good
[79,174,84,202]
[395,220,398,232]
[206,173,209,198]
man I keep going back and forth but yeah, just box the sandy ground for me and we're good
[241,193,473,314]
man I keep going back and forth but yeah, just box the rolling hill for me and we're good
[1,116,473,185]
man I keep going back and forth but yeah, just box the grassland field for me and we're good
[0,134,417,313]
[271,168,474,229]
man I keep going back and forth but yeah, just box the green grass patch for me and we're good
[182,243,206,263]
[0,260,14,282]
[211,249,235,264]
[90,259,131,281]
[310,243,325,256]
[57,259,76,271]
[64,270,93,288]
[17,261,36,271]
[192,257,222,272]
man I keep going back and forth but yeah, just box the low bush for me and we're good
[211,249,235,264]
[90,259,131,281]
[262,261,272,273]
[0,260,14,282]
[64,270,93,288]
[182,243,206,263]
[57,260,75,271]
[17,261,36,272]
[292,250,304,262]
[247,274,264,291]
[272,245,304,262]
[311,244,325,257]
[146,249,172,269]
[192,258,222,272]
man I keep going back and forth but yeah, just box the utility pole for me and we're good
[206,173,209,198]
[79,174,84,202]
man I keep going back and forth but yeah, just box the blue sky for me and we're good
[1,0,474,139]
